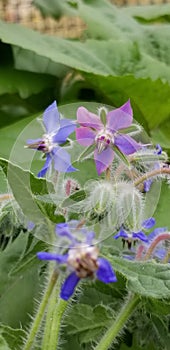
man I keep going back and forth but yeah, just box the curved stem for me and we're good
[134,167,170,187]
[23,269,58,350]
[135,244,145,260]
[143,232,170,261]
[95,293,139,350]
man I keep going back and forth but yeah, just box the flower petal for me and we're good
[96,258,117,283]
[76,127,96,146]
[56,223,77,243]
[26,138,43,145]
[37,154,52,177]
[144,179,153,192]
[77,107,103,130]
[132,231,148,242]
[60,272,80,300]
[142,217,156,229]
[155,144,162,155]
[94,147,114,175]
[86,231,95,245]
[52,147,77,173]
[106,100,133,132]
[43,101,60,133]
[53,119,76,144]
[114,228,128,239]
[114,134,141,155]
[37,252,68,263]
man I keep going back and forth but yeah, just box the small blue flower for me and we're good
[37,221,117,300]
[114,217,156,248]
[26,101,77,177]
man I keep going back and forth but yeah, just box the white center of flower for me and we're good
[67,245,99,278]
[42,133,54,153]
[95,129,114,154]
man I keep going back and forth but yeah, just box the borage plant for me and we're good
[1,100,170,350]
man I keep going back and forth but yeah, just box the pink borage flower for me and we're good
[76,100,141,175]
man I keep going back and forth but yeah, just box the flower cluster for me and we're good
[37,221,117,300]
[25,99,170,302]
[26,99,141,177]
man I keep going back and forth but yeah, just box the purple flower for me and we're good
[26,101,77,177]
[37,221,117,300]
[76,100,141,175]
[114,217,156,249]
[144,144,162,192]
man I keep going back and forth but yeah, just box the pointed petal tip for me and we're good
[60,272,80,300]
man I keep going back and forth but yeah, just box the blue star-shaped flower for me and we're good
[114,217,156,247]
[26,101,77,177]
[37,221,117,300]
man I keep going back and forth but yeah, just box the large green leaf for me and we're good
[85,74,170,130]
[108,255,170,299]
[0,67,56,99]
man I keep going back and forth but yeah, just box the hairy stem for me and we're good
[42,275,67,350]
[143,232,170,261]
[135,244,145,260]
[48,297,67,350]
[95,293,139,350]
[23,269,59,350]
[134,167,170,187]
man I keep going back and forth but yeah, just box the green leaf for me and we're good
[0,158,55,223]
[85,74,170,130]
[0,233,43,327]
[0,324,25,349]
[33,0,76,19]
[108,255,170,299]
[147,298,170,316]
[125,4,170,22]
[0,67,56,99]
[65,304,112,344]
[0,335,11,350]
[154,182,170,228]
[0,20,113,76]
[13,46,68,77]
[151,118,170,149]
[61,189,86,208]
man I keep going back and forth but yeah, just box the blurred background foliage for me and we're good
[0,1,170,349]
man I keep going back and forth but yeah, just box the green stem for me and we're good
[95,294,140,350]
[23,269,58,350]
[42,275,67,350]
[41,264,58,350]
[134,167,170,187]
[48,297,67,350]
